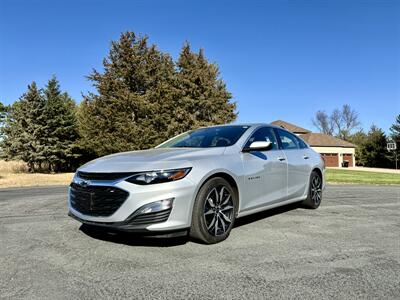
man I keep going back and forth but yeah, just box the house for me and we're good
[271,120,356,167]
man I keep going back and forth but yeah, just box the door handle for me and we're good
[303,155,309,160]
[277,157,286,161]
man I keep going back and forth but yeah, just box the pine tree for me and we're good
[78,32,179,156]
[1,79,81,172]
[175,43,237,133]
[390,115,400,140]
[0,100,10,158]
[43,76,81,172]
[78,32,238,156]
[357,125,390,168]
[389,114,400,167]
[0,100,9,127]
[1,82,47,170]
[349,130,368,166]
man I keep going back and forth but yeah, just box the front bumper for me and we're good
[68,177,197,232]
[68,212,189,236]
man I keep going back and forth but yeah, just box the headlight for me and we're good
[125,168,192,185]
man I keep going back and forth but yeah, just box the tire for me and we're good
[190,177,238,244]
[302,170,323,209]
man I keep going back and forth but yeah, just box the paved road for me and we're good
[0,185,399,299]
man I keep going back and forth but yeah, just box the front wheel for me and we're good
[190,177,238,244]
[302,171,323,209]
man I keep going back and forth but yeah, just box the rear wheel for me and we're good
[190,177,238,244]
[302,171,322,209]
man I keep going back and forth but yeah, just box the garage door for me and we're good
[343,154,353,167]
[321,153,339,167]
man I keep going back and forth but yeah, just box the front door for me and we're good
[241,127,288,211]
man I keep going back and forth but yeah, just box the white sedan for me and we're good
[68,124,325,244]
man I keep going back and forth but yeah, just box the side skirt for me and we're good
[237,196,306,218]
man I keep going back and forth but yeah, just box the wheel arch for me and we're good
[192,170,241,218]
[312,167,323,184]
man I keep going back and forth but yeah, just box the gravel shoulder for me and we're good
[0,185,399,299]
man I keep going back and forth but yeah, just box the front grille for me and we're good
[129,209,172,225]
[77,171,135,181]
[70,183,129,216]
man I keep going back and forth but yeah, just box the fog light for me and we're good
[138,198,174,214]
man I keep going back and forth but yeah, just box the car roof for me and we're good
[205,123,286,130]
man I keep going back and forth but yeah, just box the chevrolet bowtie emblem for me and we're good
[78,179,91,187]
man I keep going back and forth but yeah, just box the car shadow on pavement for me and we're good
[79,202,302,247]
[79,224,189,247]
[234,202,302,228]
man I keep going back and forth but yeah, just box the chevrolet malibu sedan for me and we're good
[68,124,325,244]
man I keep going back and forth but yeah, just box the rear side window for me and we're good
[295,136,308,149]
[244,127,279,150]
[276,129,299,150]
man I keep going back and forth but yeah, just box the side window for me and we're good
[244,127,279,150]
[276,129,299,150]
[295,136,308,149]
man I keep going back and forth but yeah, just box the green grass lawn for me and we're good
[325,169,400,185]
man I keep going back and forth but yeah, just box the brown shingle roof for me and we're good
[271,120,311,134]
[300,133,356,148]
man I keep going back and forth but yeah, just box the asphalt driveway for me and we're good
[0,185,399,299]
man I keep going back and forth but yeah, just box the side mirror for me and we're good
[243,141,273,152]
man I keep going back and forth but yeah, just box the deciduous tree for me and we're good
[312,104,360,140]
[312,110,334,135]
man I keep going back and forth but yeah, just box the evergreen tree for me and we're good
[390,115,400,140]
[1,79,81,172]
[349,130,368,166]
[175,43,236,133]
[0,100,9,127]
[1,82,47,170]
[78,32,177,156]
[43,76,81,172]
[357,125,390,168]
[389,114,400,167]
[78,32,237,156]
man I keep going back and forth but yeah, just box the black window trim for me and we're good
[294,134,309,149]
[274,127,301,151]
[241,125,280,152]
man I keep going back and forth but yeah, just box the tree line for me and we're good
[312,105,399,168]
[0,32,237,172]
[1,31,398,172]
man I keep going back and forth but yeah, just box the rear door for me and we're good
[240,127,288,211]
[275,128,311,199]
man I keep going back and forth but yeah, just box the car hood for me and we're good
[78,147,225,173]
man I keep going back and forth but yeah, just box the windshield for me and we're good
[157,125,250,148]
